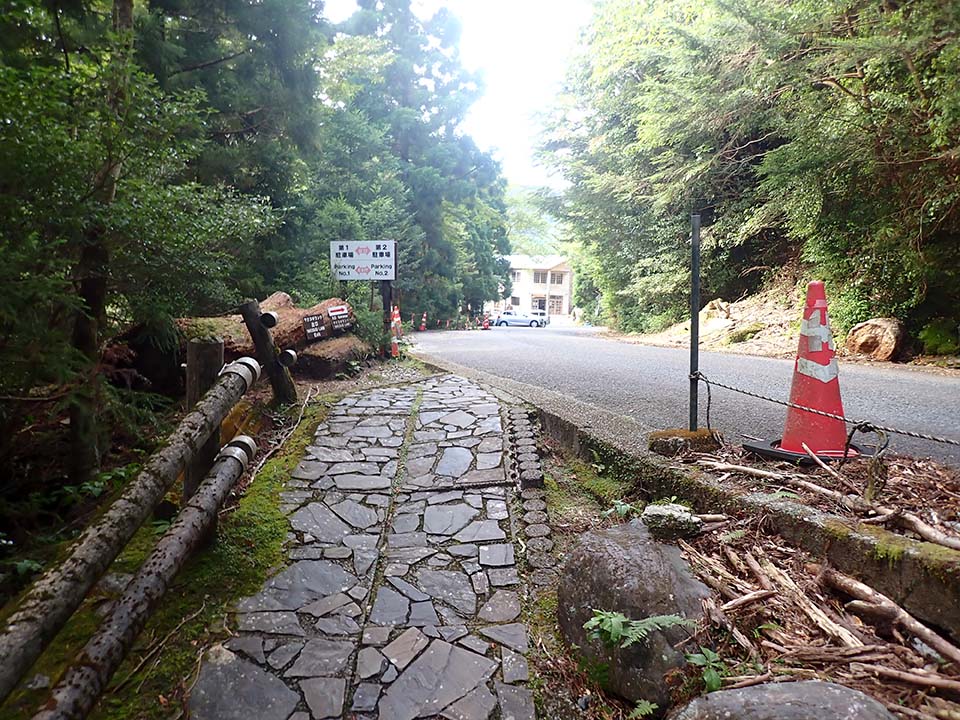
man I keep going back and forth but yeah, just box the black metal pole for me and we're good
[380,280,392,356]
[689,214,701,431]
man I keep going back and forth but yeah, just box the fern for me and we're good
[628,700,659,718]
[584,610,694,648]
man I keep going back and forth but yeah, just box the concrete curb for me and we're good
[413,352,960,640]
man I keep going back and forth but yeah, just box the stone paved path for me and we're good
[190,375,537,720]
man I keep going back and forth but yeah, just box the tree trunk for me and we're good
[239,299,297,405]
[0,361,258,704]
[67,0,134,484]
[33,439,255,720]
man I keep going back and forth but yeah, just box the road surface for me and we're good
[412,323,960,466]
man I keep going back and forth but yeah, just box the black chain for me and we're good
[692,371,960,448]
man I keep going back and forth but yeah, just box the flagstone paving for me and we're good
[191,376,536,720]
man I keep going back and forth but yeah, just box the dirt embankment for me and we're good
[617,276,960,372]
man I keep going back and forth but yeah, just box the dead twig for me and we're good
[813,564,960,668]
[721,589,777,612]
[801,442,862,494]
[850,663,960,693]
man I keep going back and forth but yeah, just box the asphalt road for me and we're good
[413,323,960,466]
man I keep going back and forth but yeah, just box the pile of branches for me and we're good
[681,518,960,719]
[683,446,960,552]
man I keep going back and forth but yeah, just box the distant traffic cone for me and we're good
[419,312,426,331]
[445,319,450,329]
[437,319,441,328]
[745,281,861,462]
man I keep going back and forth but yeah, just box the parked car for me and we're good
[530,310,550,326]
[495,310,543,327]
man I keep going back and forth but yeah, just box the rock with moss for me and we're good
[641,503,702,541]
[669,680,896,719]
[557,521,709,712]
[648,429,721,457]
[845,317,905,361]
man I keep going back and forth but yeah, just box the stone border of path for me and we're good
[412,354,960,641]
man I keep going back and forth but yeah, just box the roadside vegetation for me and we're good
[541,0,960,351]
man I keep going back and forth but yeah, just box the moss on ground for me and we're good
[2,400,333,720]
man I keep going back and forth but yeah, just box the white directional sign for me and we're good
[330,241,396,280]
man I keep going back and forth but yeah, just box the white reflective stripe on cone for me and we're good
[799,314,836,352]
[797,356,840,383]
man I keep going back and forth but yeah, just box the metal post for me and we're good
[689,214,701,431]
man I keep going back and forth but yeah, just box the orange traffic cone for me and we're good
[745,281,860,462]
[419,312,426,331]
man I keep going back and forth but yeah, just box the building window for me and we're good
[549,295,564,314]
[550,271,564,285]
[532,297,545,310]
[511,270,521,282]
[510,296,520,306]
[533,271,547,284]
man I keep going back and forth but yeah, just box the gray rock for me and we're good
[440,626,468,642]
[409,600,441,626]
[370,586,410,625]
[671,681,897,720]
[388,576,431,602]
[392,513,421,533]
[236,560,356,612]
[351,682,382,712]
[383,627,430,670]
[455,520,506,543]
[301,592,351,617]
[501,647,529,684]
[495,681,536,720]
[357,646,386,679]
[378,640,498,720]
[389,532,429,548]
[308,447,356,463]
[335,472,392,491]
[225,636,265,664]
[476,453,502,470]
[353,548,378,576]
[329,498,378,529]
[471,571,490,595]
[436,447,474,477]
[486,499,509,520]
[558,521,709,709]
[301,677,345,719]
[486,567,520,587]
[190,646,298,720]
[326,461,380,475]
[479,543,515,567]
[314,614,360,635]
[427,490,465,504]
[424,503,480,535]
[641,502,703,541]
[440,410,478,429]
[478,591,521,623]
[289,503,351,544]
[285,638,354,677]
[236,612,304,636]
[524,523,550,538]
[440,683,498,720]
[478,623,528,653]
[449,543,479,558]
[526,536,554,553]
[416,569,477,614]
[362,626,392,646]
[266,640,303,669]
[522,511,548,524]
[291,460,329,480]
[458,635,490,655]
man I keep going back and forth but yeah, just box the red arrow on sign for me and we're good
[356,266,371,274]
[356,246,371,255]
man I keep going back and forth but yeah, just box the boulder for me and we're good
[844,318,905,361]
[669,680,896,720]
[641,503,703,541]
[648,429,721,457]
[557,521,710,711]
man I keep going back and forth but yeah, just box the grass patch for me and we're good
[1,400,333,720]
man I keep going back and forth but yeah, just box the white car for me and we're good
[530,310,550,326]
[495,310,543,327]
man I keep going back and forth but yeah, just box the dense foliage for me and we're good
[541,0,960,337]
[0,0,509,530]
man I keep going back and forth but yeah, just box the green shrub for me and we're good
[919,319,960,355]
[726,322,764,344]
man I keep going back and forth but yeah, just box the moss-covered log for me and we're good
[0,360,260,704]
[32,438,257,720]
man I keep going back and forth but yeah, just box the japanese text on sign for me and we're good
[302,314,327,342]
[330,240,396,280]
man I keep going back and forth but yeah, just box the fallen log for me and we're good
[239,298,297,405]
[0,359,260,704]
[179,295,356,359]
[33,437,257,720]
[813,564,960,668]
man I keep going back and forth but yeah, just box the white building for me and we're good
[488,254,574,316]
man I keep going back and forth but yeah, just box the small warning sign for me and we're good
[303,314,327,342]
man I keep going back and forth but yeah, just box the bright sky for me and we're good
[322,0,595,189]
